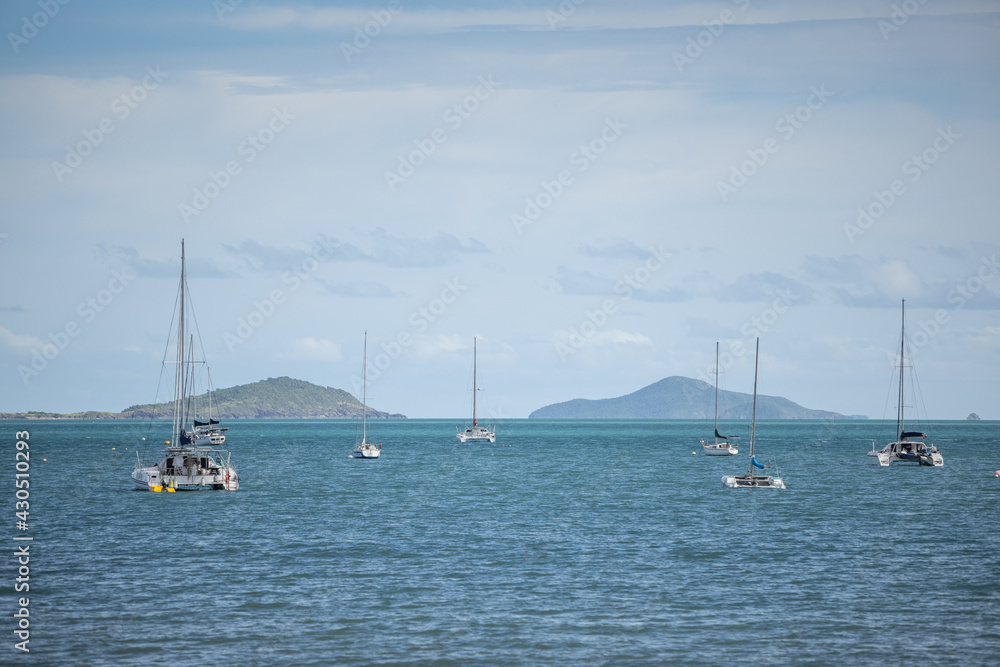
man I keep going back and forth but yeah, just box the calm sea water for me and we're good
[4,419,999,665]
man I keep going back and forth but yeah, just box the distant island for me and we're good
[529,376,866,420]
[0,376,405,420]
[967,413,981,420]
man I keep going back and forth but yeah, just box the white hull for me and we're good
[352,442,381,459]
[458,426,495,443]
[722,474,785,489]
[870,440,943,467]
[132,458,239,491]
[702,441,738,456]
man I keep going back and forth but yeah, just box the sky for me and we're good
[0,0,998,420]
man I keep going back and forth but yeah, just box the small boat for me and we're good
[869,299,943,467]
[132,240,239,491]
[352,331,381,459]
[457,337,495,443]
[701,342,739,456]
[722,338,786,489]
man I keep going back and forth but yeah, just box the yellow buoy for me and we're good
[152,486,163,492]
[166,487,175,492]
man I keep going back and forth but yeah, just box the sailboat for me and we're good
[868,299,943,467]
[457,337,495,442]
[701,341,739,456]
[352,331,382,459]
[722,338,786,489]
[132,240,239,491]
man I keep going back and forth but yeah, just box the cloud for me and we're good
[97,244,234,278]
[221,3,1000,35]
[363,228,489,268]
[224,231,488,272]
[322,280,398,298]
[717,272,815,305]
[0,326,45,351]
[0,304,26,313]
[287,337,341,362]
[551,266,615,296]
[578,238,654,260]
[801,253,1000,309]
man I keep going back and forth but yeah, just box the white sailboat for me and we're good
[868,299,943,467]
[722,338,786,489]
[352,331,381,459]
[457,337,495,443]
[701,341,739,456]
[132,240,239,492]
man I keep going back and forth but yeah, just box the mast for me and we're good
[898,299,905,440]
[173,239,186,446]
[714,341,719,444]
[362,331,368,445]
[749,338,759,477]
[472,337,478,427]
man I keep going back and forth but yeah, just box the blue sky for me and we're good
[1,0,998,419]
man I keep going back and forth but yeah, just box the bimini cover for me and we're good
[900,431,925,439]
[194,419,221,427]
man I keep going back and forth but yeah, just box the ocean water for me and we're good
[5,418,1000,665]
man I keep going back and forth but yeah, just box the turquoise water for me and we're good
[5,419,1000,665]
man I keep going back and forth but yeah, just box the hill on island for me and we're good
[529,376,864,420]
[1,377,405,420]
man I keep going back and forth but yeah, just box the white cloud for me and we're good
[287,337,342,362]
[0,326,45,351]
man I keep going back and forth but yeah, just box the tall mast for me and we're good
[173,239,186,446]
[714,341,719,444]
[362,331,367,444]
[749,338,759,477]
[472,337,477,427]
[898,298,905,440]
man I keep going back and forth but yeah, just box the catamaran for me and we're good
[132,240,239,491]
[701,341,739,456]
[722,339,785,489]
[352,331,382,459]
[868,299,943,467]
[457,337,495,442]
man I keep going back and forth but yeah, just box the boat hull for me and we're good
[457,426,495,443]
[870,441,943,467]
[133,449,239,491]
[703,444,738,456]
[352,443,381,459]
[722,474,785,489]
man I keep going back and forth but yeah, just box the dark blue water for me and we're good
[5,419,1000,665]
